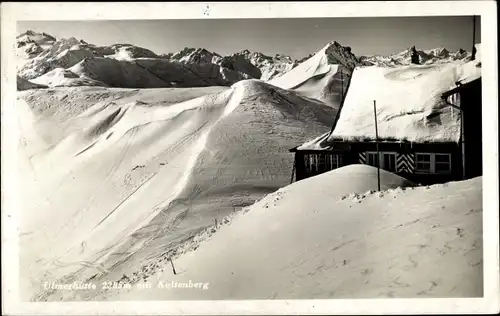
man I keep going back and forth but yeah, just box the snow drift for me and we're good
[18,79,335,301]
[269,41,358,108]
[47,165,482,300]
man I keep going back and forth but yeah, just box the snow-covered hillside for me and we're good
[40,165,482,301]
[269,41,358,108]
[18,79,335,301]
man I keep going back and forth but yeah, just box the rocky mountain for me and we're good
[16,30,56,59]
[168,48,262,79]
[16,31,256,88]
[359,45,472,67]
[16,30,475,90]
[238,50,298,81]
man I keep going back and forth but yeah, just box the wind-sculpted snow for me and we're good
[53,165,482,300]
[268,41,356,108]
[18,80,335,301]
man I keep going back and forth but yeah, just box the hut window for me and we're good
[318,154,326,171]
[332,154,342,169]
[416,153,432,173]
[304,153,341,173]
[311,154,319,171]
[367,152,396,171]
[327,153,342,169]
[367,152,379,168]
[435,154,452,174]
[304,154,312,172]
[304,154,320,172]
[415,153,452,174]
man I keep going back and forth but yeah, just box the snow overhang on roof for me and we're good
[292,44,482,152]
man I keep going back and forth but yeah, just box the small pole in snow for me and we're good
[170,258,177,275]
[215,218,218,227]
[373,100,381,191]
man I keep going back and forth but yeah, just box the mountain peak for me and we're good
[321,40,359,69]
[17,30,56,41]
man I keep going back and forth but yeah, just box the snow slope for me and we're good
[18,80,335,301]
[31,68,107,87]
[51,165,482,300]
[268,41,358,108]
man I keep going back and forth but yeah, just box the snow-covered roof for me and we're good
[297,46,481,150]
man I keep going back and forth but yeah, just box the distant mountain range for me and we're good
[16,30,475,90]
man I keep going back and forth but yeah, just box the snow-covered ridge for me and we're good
[17,30,476,90]
[16,33,260,88]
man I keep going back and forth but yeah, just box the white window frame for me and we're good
[434,153,452,174]
[415,153,433,173]
[366,151,397,172]
[415,152,452,175]
[304,153,343,173]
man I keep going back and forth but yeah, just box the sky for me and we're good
[18,16,481,59]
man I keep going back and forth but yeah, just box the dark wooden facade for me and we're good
[290,78,482,185]
[446,78,482,179]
